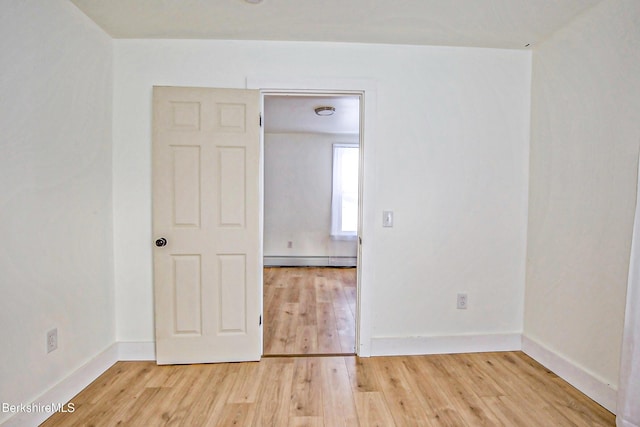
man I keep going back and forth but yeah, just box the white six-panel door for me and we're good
[152,86,261,364]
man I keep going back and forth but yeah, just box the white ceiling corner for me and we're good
[70,0,603,50]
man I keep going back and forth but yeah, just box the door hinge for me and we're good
[259,114,262,127]
[259,314,262,326]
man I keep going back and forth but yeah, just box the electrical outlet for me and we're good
[457,293,468,310]
[47,328,58,353]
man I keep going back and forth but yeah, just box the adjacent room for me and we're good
[1,0,638,425]
[262,94,361,356]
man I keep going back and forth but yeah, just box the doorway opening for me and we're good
[261,93,362,356]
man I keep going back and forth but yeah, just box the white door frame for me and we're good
[248,77,377,357]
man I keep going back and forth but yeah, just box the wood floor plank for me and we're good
[496,352,604,426]
[483,395,534,426]
[287,416,323,427]
[264,267,356,355]
[316,302,342,353]
[199,364,242,425]
[251,359,295,427]
[40,353,615,427]
[298,274,317,326]
[345,356,382,393]
[284,275,301,303]
[119,387,163,426]
[487,352,603,426]
[512,352,615,426]
[370,356,435,426]
[353,391,397,427]
[401,356,468,426]
[418,354,503,426]
[216,403,254,427]
[474,353,571,425]
[320,357,359,426]
[86,361,153,404]
[266,302,299,354]
[227,361,264,404]
[446,353,507,398]
[472,353,549,410]
[177,364,235,426]
[159,365,222,425]
[146,368,209,425]
[549,376,616,427]
[289,358,323,418]
[282,304,302,354]
[314,276,332,303]
[294,325,319,354]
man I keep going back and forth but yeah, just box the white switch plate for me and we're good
[47,328,58,353]
[383,211,393,227]
[457,293,468,310]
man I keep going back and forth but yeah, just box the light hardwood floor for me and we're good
[41,352,614,426]
[263,267,356,355]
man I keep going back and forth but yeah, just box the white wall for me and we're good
[525,0,640,394]
[113,39,531,349]
[0,0,114,422]
[264,132,358,261]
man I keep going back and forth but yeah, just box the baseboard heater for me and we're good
[264,256,357,267]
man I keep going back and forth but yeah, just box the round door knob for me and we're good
[155,238,167,247]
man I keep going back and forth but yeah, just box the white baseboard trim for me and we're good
[264,256,357,267]
[521,335,617,414]
[118,341,156,361]
[370,333,522,357]
[2,343,119,427]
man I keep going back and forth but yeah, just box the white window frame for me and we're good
[331,143,359,240]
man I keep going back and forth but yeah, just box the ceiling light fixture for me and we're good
[245,0,263,4]
[314,106,335,116]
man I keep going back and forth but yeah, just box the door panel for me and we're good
[218,147,246,226]
[172,255,202,335]
[219,254,247,332]
[153,86,261,364]
[172,146,201,227]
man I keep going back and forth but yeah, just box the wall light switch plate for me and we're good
[457,293,468,310]
[47,328,58,353]
[383,211,393,227]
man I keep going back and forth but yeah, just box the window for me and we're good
[331,144,359,239]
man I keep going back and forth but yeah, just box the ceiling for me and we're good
[264,95,360,135]
[70,0,601,50]
[68,0,601,135]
